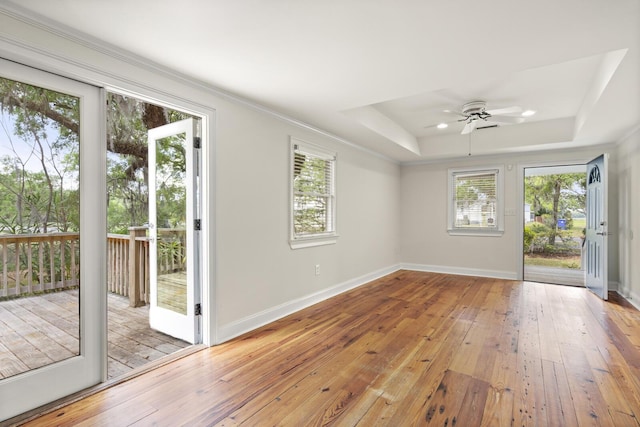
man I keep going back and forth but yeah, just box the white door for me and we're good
[0,60,105,421]
[148,118,201,343]
[585,154,608,300]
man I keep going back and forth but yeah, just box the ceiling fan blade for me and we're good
[487,115,525,124]
[486,106,522,115]
[443,109,466,117]
[461,120,478,135]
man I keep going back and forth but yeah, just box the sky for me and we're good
[0,110,70,174]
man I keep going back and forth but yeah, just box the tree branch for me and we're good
[2,92,79,134]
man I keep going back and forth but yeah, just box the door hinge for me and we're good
[194,219,201,230]
[193,136,201,149]
[195,303,202,316]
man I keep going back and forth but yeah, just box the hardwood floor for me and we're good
[17,271,640,426]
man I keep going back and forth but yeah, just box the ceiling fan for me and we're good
[444,100,525,134]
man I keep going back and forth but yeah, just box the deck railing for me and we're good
[1,227,186,307]
[107,227,150,307]
[0,232,79,298]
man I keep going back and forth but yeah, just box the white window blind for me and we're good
[291,140,336,246]
[450,169,501,231]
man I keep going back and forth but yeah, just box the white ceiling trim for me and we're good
[343,105,420,155]
[574,49,628,138]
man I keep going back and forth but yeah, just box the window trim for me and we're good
[447,165,504,236]
[289,137,338,249]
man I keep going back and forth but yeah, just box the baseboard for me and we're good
[217,264,402,343]
[400,263,518,280]
[608,280,619,292]
[619,289,640,311]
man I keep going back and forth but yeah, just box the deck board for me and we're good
[157,271,187,314]
[0,290,189,381]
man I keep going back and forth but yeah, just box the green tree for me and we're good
[1,76,191,234]
[525,173,586,245]
[0,78,80,233]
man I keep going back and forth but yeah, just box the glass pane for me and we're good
[0,76,80,379]
[454,173,497,228]
[293,152,334,235]
[155,134,187,315]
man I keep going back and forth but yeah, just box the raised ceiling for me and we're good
[4,0,639,162]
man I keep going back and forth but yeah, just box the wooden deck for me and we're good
[20,271,640,426]
[158,271,187,314]
[0,290,189,381]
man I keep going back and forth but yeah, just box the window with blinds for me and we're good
[290,139,337,248]
[448,167,504,234]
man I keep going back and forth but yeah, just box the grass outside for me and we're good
[569,218,586,238]
[524,254,581,269]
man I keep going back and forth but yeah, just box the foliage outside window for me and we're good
[448,167,503,235]
[523,172,586,258]
[290,139,337,249]
[0,76,80,235]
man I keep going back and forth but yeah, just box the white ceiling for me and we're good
[6,0,640,162]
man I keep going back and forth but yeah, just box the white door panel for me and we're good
[148,118,201,344]
[585,154,608,300]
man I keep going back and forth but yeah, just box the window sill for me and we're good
[289,235,338,249]
[447,229,504,237]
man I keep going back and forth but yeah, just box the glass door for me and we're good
[0,59,105,421]
[148,118,201,344]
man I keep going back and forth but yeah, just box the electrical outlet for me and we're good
[315,264,320,275]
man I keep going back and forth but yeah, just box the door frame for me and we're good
[516,157,601,281]
[0,39,216,343]
[0,8,217,347]
[107,88,215,346]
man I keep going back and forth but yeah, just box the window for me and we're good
[448,166,504,236]
[290,138,337,249]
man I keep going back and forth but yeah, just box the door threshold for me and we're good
[5,344,206,426]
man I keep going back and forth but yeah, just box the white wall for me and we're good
[0,10,401,345]
[617,127,640,307]
[400,148,620,283]
[215,103,401,339]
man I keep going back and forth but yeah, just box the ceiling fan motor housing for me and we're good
[462,100,488,117]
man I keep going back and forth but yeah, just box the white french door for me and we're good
[0,59,105,421]
[148,118,201,344]
[585,154,608,300]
